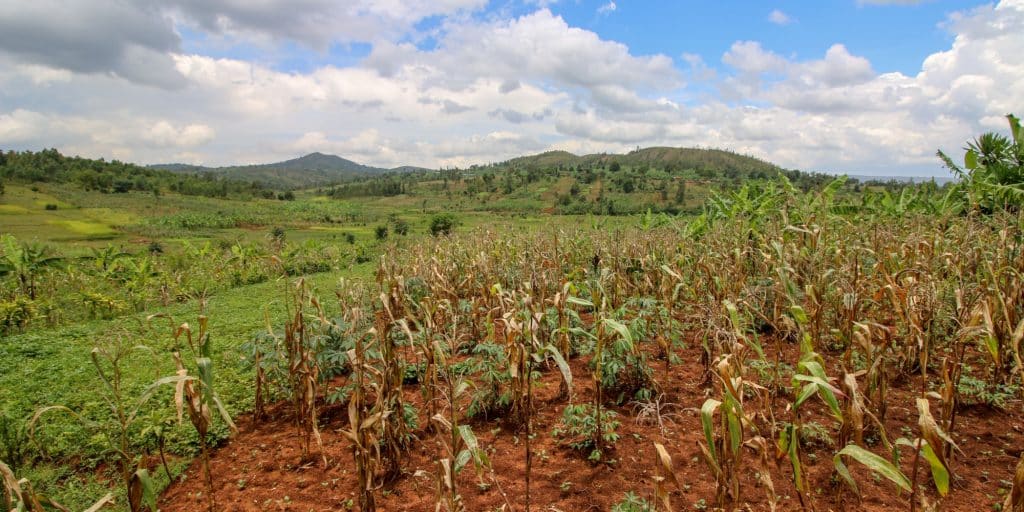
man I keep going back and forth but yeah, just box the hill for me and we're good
[151,153,428,189]
[500,147,783,177]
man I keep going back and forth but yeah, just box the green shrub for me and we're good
[0,297,36,333]
[429,213,456,236]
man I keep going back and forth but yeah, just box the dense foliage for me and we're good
[0,148,272,198]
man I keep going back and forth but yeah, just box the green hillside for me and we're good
[152,152,431,189]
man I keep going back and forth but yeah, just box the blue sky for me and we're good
[179,1,978,78]
[1,0,1022,176]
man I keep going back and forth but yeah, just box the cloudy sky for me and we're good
[1,0,1021,176]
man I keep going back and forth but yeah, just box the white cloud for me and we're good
[768,9,793,25]
[144,121,216,148]
[722,41,787,75]
[858,0,927,5]
[1,1,1022,177]
[598,2,617,15]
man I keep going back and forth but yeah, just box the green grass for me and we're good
[0,262,375,510]
[0,204,30,214]
[47,219,117,237]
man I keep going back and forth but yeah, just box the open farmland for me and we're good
[3,1,1024,508]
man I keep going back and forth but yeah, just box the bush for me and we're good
[44,204,57,210]
[375,225,388,241]
[429,213,456,236]
[270,226,286,244]
[0,297,36,333]
[392,217,409,236]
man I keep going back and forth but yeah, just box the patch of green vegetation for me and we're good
[0,204,29,214]
[48,220,116,237]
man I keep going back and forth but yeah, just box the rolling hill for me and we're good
[151,146,785,190]
[499,147,784,176]
[151,153,430,189]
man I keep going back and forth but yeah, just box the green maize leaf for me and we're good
[834,444,911,495]
[793,374,842,419]
[602,318,634,347]
[544,344,573,398]
[130,468,158,512]
[727,409,742,453]
[920,442,950,496]
[789,305,809,326]
[700,399,722,464]
[783,424,804,492]
[794,382,818,409]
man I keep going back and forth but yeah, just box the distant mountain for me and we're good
[499,147,783,176]
[151,152,426,189]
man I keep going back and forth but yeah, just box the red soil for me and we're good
[160,339,1023,511]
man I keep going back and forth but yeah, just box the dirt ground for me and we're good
[160,338,1024,511]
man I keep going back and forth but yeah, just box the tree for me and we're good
[938,114,1024,212]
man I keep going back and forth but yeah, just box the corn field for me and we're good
[160,179,1024,511]
[6,178,1024,511]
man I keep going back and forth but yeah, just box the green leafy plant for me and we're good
[429,213,456,236]
[1,460,113,512]
[553,404,620,462]
[938,113,1024,212]
[0,235,64,300]
[610,491,656,512]
[29,336,190,512]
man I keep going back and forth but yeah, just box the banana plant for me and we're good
[0,235,64,300]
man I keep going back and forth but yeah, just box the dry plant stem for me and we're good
[525,355,533,512]
[910,436,923,512]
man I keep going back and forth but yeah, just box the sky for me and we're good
[0,1,1022,176]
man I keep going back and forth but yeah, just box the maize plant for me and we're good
[778,352,843,510]
[282,280,327,466]
[164,315,237,512]
[426,297,491,512]
[2,460,114,512]
[698,351,759,508]
[29,335,191,512]
[341,327,379,512]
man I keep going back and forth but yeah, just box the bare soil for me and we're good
[160,338,1024,511]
